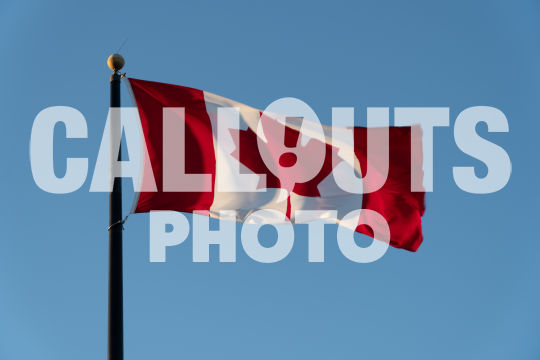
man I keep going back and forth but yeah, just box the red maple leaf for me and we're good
[230,114,342,218]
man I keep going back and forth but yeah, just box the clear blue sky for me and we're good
[1,0,539,359]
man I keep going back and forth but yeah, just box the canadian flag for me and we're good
[126,78,425,252]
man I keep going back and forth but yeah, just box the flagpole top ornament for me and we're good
[107,53,125,72]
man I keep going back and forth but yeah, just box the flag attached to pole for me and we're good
[126,78,425,251]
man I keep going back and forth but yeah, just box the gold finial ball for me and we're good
[107,53,125,72]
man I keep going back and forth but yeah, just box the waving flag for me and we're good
[126,78,425,251]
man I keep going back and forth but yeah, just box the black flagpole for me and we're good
[107,53,125,360]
